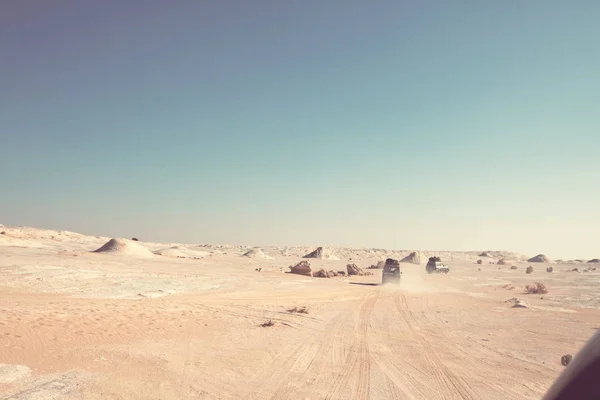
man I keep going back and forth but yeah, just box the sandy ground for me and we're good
[1,226,599,399]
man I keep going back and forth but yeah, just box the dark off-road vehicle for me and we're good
[382,258,402,284]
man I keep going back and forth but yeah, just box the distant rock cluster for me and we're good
[287,260,374,278]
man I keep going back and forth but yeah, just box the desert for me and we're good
[1,225,599,399]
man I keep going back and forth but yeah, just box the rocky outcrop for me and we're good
[588,259,600,264]
[528,254,549,263]
[303,247,339,260]
[346,264,374,276]
[289,261,312,276]
[400,252,421,264]
[242,248,272,259]
[347,263,363,276]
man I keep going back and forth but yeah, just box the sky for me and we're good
[1,1,599,259]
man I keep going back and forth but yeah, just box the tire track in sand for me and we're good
[394,293,479,400]
[325,292,378,400]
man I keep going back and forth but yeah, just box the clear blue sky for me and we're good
[1,1,599,259]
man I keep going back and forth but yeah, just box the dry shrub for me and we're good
[260,320,275,327]
[287,306,309,314]
[525,282,548,294]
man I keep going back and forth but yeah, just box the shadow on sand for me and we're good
[349,282,380,286]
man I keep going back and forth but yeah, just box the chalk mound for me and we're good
[400,251,421,264]
[93,238,154,257]
[528,254,549,263]
[154,247,187,258]
[478,252,492,257]
[242,248,272,259]
[156,246,210,258]
[303,247,339,260]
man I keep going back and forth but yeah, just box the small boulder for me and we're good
[561,354,573,366]
[289,261,312,276]
[546,267,554,273]
[477,259,483,265]
[512,301,529,309]
[525,282,547,294]
[510,265,518,270]
[505,297,528,308]
[526,266,534,274]
[312,269,330,278]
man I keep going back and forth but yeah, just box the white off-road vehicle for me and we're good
[426,256,449,274]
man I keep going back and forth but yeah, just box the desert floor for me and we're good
[1,227,598,399]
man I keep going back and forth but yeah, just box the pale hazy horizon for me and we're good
[1,2,599,260]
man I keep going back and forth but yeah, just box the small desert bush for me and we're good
[525,282,548,294]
